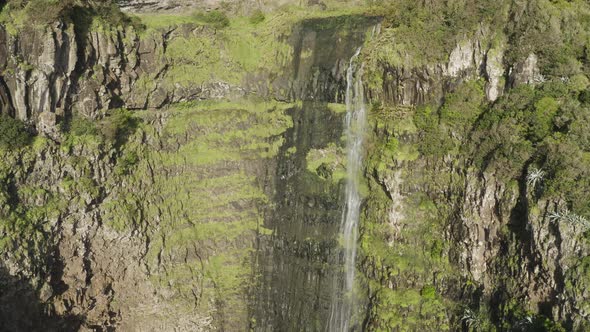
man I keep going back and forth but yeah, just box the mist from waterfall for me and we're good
[328,47,367,332]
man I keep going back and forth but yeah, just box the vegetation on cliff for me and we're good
[0,0,589,330]
[360,0,590,330]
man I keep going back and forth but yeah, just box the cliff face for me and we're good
[364,24,544,107]
[359,1,590,329]
[0,21,150,131]
[0,13,381,121]
[0,0,589,331]
[0,8,380,331]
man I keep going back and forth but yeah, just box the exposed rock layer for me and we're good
[0,3,586,332]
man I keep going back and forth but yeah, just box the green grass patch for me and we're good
[306,143,346,182]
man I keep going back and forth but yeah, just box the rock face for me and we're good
[0,12,380,331]
[366,26,516,105]
[116,0,362,13]
[510,53,545,86]
[485,46,504,101]
[0,78,13,116]
[362,131,589,330]
[0,14,381,135]
[0,24,77,123]
[117,0,198,12]
[359,19,590,332]
[251,17,379,331]
[0,22,134,129]
[288,17,381,102]
[0,22,237,134]
[0,2,587,332]
[252,102,345,331]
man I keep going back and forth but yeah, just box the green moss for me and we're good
[306,143,346,182]
[328,103,347,114]
[132,74,158,96]
[364,0,506,77]
[370,283,449,331]
[140,7,371,91]
[63,109,139,153]
[140,10,295,90]
[114,151,139,176]
[193,10,229,29]
[95,101,293,324]
[167,218,260,248]
[439,79,486,133]
[163,36,229,87]
[68,115,99,136]
[286,146,297,156]
[160,100,293,166]
[529,96,559,142]
[395,143,420,161]
[249,10,265,25]
[0,1,142,35]
[395,116,418,134]
[361,114,462,329]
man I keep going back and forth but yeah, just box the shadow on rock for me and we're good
[0,265,82,332]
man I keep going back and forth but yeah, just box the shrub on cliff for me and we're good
[66,109,139,148]
[100,108,139,148]
[114,150,139,176]
[194,10,230,29]
[0,115,32,149]
[68,115,99,137]
[249,10,265,25]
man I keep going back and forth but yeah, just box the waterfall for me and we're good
[329,47,367,332]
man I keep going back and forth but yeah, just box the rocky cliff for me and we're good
[0,3,380,331]
[358,0,590,330]
[0,0,589,331]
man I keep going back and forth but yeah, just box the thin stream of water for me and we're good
[328,47,367,332]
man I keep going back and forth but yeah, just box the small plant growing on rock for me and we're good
[194,10,230,29]
[114,150,139,176]
[549,209,590,229]
[526,167,545,188]
[68,115,99,137]
[461,308,480,330]
[249,10,265,24]
[514,316,533,330]
[100,108,139,148]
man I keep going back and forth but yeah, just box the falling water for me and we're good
[328,47,367,332]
